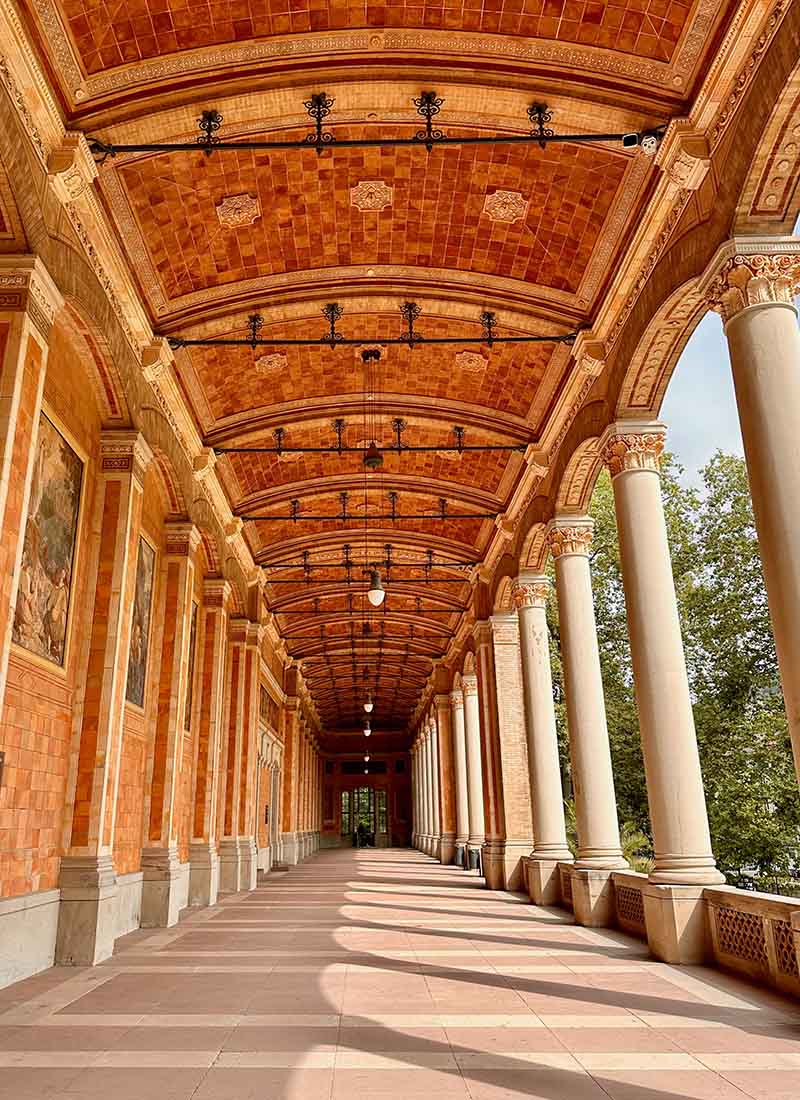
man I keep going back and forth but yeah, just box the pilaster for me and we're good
[57,430,153,965]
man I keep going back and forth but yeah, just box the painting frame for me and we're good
[11,404,88,676]
[125,534,156,710]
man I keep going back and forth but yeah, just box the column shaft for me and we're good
[604,427,723,885]
[450,691,469,867]
[549,521,626,870]
[462,673,486,867]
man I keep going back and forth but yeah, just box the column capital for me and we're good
[229,616,250,644]
[489,612,519,644]
[0,255,63,339]
[703,237,800,324]
[600,421,666,478]
[141,339,174,385]
[99,430,154,486]
[512,574,551,609]
[245,621,264,648]
[47,133,98,204]
[546,515,594,558]
[473,619,492,647]
[203,577,231,608]
[164,521,201,558]
[461,673,478,698]
[449,689,464,710]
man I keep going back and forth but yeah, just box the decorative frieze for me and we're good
[0,255,63,339]
[203,578,231,609]
[603,430,665,477]
[165,522,200,558]
[546,522,593,558]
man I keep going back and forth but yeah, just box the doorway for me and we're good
[341,787,388,846]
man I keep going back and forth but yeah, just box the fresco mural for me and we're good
[13,413,83,667]
[185,601,198,730]
[126,538,155,707]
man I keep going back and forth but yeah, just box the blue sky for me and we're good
[660,311,744,485]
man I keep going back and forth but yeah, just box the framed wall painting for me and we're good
[125,536,156,708]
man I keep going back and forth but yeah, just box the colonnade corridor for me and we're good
[0,850,798,1100]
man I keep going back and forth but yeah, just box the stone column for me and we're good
[142,523,201,927]
[238,623,262,889]
[189,579,231,906]
[411,744,420,848]
[0,257,62,710]
[461,673,486,868]
[475,617,534,891]
[281,698,301,864]
[434,693,457,864]
[512,575,573,905]
[57,432,153,965]
[219,618,248,892]
[429,715,442,860]
[707,242,800,777]
[548,517,626,926]
[603,425,723,960]
[450,690,470,867]
[423,725,433,853]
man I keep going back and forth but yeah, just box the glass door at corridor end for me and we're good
[341,787,387,845]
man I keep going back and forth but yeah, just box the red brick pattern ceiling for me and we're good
[184,322,556,423]
[61,0,692,74]
[118,136,628,303]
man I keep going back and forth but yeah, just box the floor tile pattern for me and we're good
[1,848,799,1099]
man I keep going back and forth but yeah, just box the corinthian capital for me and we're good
[461,673,478,698]
[511,575,550,610]
[546,518,593,558]
[705,239,800,323]
[601,423,666,478]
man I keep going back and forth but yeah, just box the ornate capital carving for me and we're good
[461,673,478,698]
[547,521,593,558]
[203,578,231,608]
[100,430,153,485]
[706,242,800,323]
[165,522,200,558]
[225,517,244,542]
[142,339,173,385]
[246,621,264,648]
[0,255,63,339]
[48,133,98,204]
[655,123,711,191]
[511,576,550,610]
[449,690,464,710]
[602,429,665,477]
[571,331,605,377]
[193,448,217,482]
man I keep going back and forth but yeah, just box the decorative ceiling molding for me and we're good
[482,190,528,224]
[216,193,261,228]
[350,180,393,212]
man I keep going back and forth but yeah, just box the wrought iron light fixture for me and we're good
[88,94,665,162]
[364,693,374,714]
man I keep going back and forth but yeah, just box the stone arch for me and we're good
[462,652,476,676]
[519,523,548,572]
[616,276,707,419]
[493,575,515,614]
[555,436,603,515]
[150,447,188,519]
[223,554,249,616]
[58,302,128,424]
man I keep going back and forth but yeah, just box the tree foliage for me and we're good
[548,452,800,893]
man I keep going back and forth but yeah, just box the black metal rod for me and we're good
[265,578,468,584]
[167,334,569,348]
[218,443,526,454]
[91,131,638,157]
[263,559,474,568]
[244,512,495,521]
[274,608,460,614]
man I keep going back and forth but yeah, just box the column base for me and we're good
[482,840,531,892]
[189,842,220,907]
[141,846,188,928]
[467,846,482,871]
[570,868,615,928]
[527,856,573,907]
[256,844,272,874]
[218,837,244,893]
[281,832,300,865]
[454,843,466,869]
[239,836,258,891]
[55,855,118,966]
[643,882,709,964]
[439,833,456,865]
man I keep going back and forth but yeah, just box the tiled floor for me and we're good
[1,849,800,1099]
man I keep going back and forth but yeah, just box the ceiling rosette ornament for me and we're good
[254,353,288,374]
[454,351,488,373]
[215,193,261,228]
[350,181,393,212]
[482,190,528,224]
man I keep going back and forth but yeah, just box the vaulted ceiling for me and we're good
[19,0,739,734]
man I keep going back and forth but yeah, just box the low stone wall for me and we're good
[0,888,60,988]
[552,864,800,996]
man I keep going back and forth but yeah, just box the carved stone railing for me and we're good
[611,870,648,941]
